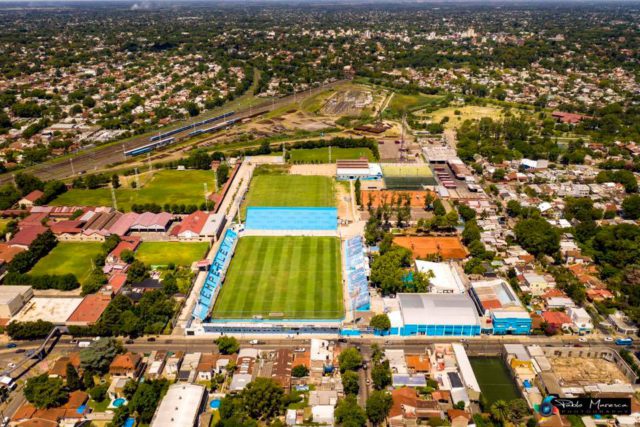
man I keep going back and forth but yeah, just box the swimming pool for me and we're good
[113,398,126,408]
[210,399,221,409]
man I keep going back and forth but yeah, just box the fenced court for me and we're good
[212,236,344,320]
[393,236,469,260]
[245,207,338,231]
[381,163,437,189]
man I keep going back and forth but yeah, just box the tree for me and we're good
[66,363,81,391]
[216,336,240,354]
[162,274,179,296]
[82,370,95,390]
[622,195,640,220]
[366,390,392,426]
[335,395,366,427]
[217,163,230,188]
[24,374,69,409]
[341,370,360,395]
[338,347,362,373]
[371,361,392,390]
[89,384,109,402]
[291,365,309,378]
[120,249,135,264]
[514,218,560,257]
[490,400,510,424]
[129,379,169,424]
[508,399,531,424]
[369,314,391,332]
[80,338,122,374]
[241,378,284,421]
[355,178,361,206]
[433,199,446,216]
[111,174,120,189]
[126,260,148,284]
[15,172,44,196]
[6,320,53,340]
[506,200,522,217]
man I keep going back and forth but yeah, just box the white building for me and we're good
[567,307,593,334]
[150,383,206,427]
[0,285,33,318]
[415,260,466,294]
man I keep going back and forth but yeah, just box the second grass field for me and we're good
[213,236,343,319]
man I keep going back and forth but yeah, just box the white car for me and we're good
[604,337,614,342]
[578,337,587,342]
[294,347,306,352]
[249,339,259,345]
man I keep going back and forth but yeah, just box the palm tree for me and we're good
[490,400,510,424]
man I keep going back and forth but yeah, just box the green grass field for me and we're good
[381,163,433,177]
[213,236,343,319]
[29,242,103,284]
[386,93,444,115]
[428,105,505,129]
[135,242,209,267]
[469,357,520,405]
[241,174,335,217]
[50,170,216,211]
[289,147,374,163]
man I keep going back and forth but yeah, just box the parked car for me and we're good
[249,339,259,345]
[147,337,156,342]
[294,347,306,352]
[6,343,17,349]
[125,339,134,344]
[604,337,614,342]
[15,349,25,354]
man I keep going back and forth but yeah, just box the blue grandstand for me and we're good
[345,237,370,311]
[193,228,238,321]
[245,207,337,231]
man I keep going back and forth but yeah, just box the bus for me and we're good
[615,338,633,346]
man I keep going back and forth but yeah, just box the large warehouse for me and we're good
[387,293,481,336]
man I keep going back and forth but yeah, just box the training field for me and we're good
[241,174,335,217]
[213,236,343,319]
[289,147,374,163]
[51,170,216,211]
[29,242,103,284]
[427,106,505,130]
[136,242,209,267]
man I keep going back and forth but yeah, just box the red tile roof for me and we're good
[22,190,44,203]
[108,273,127,294]
[67,294,112,324]
[170,211,209,236]
[9,225,48,248]
[542,311,572,326]
[0,243,26,263]
[49,220,83,235]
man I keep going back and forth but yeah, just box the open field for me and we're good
[136,242,209,267]
[29,242,103,284]
[242,174,335,217]
[386,93,444,115]
[427,105,505,129]
[549,356,629,386]
[213,236,343,319]
[50,170,216,210]
[289,147,374,163]
[470,358,520,405]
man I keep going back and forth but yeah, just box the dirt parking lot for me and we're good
[549,357,629,386]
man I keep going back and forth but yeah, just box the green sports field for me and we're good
[289,147,374,164]
[241,174,335,217]
[135,242,209,267]
[50,170,216,211]
[29,242,103,284]
[213,236,343,319]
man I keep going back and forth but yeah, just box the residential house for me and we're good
[109,352,143,378]
[18,190,44,208]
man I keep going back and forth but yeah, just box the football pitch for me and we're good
[212,236,344,319]
[241,174,335,218]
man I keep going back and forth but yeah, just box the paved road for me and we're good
[0,81,346,185]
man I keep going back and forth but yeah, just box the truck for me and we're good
[615,338,633,346]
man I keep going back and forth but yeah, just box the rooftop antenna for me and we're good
[69,158,75,175]
[110,184,118,211]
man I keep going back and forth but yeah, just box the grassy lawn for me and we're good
[88,398,110,412]
[136,242,209,267]
[386,93,444,115]
[29,242,103,284]
[50,170,216,211]
[427,105,505,129]
[0,218,11,236]
[213,236,343,319]
[469,358,520,405]
[241,174,335,217]
[289,147,374,163]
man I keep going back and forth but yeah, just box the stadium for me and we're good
[186,171,370,335]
